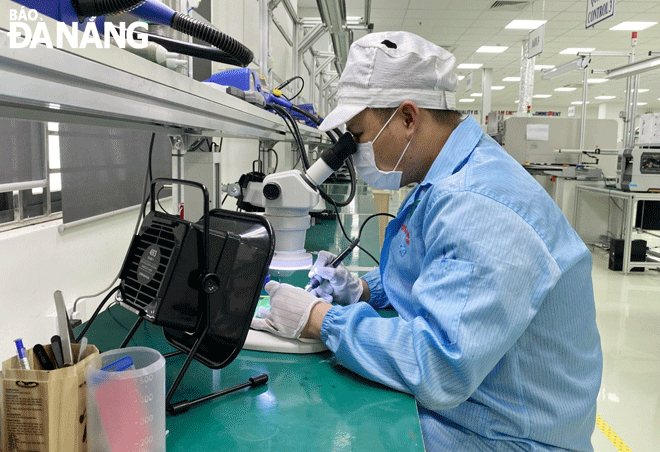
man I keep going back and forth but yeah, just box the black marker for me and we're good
[33,344,55,371]
[50,335,64,369]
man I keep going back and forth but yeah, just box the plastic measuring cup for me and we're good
[86,347,166,452]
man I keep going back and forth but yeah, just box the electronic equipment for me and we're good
[232,132,357,271]
[204,68,269,106]
[502,117,618,165]
[616,148,660,192]
[608,238,647,272]
[113,178,274,414]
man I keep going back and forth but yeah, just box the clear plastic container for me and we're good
[86,347,166,452]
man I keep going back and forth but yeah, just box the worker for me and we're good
[251,31,603,451]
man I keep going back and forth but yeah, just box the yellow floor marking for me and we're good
[596,414,634,452]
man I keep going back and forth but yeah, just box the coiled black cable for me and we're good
[170,13,253,66]
[72,0,253,66]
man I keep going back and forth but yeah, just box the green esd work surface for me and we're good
[79,192,423,450]
[80,298,423,451]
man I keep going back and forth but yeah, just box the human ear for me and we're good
[399,101,419,137]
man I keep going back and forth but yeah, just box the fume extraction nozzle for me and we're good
[71,0,254,66]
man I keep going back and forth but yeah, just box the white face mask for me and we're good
[353,108,413,190]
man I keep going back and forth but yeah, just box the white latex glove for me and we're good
[251,281,328,339]
[308,251,363,306]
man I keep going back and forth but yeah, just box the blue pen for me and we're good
[14,338,30,370]
[101,356,135,372]
[306,238,360,292]
[93,356,135,385]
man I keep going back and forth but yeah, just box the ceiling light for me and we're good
[541,57,589,80]
[560,48,595,55]
[477,46,508,53]
[534,65,555,70]
[505,20,547,30]
[638,89,649,93]
[572,101,590,105]
[554,87,577,92]
[587,78,608,84]
[471,93,483,97]
[637,102,648,106]
[491,86,505,90]
[514,100,520,103]
[457,63,483,69]
[533,94,552,98]
[605,55,660,79]
[459,98,475,103]
[457,75,465,81]
[609,22,657,31]
[595,95,616,100]
[503,77,520,82]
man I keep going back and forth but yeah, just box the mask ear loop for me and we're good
[392,135,413,172]
[371,107,400,146]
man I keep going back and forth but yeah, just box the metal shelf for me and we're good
[0,3,325,144]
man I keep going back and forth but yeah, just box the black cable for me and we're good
[221,194,228,206]
[141,132,157,219]
[72,131,156,319]
[359,212,396,238]
[268,148,279,172]
[156,186,168,213]
[329,203,394,265]
[275,76,304,101]
[267,103,309,169]
[319,157,357,208]
[75,286,122,342]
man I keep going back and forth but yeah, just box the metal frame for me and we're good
[0,121,61,232]
[263,0,372,116]
[574,185,660,274]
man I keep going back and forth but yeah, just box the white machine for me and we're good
[616,148,660,192]
[616,113,660,192]
[231,132,357,271]
[502,117,618,165]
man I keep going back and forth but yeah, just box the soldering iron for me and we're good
[305,237,360,292]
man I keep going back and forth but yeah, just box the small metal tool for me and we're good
[54,290,74,366]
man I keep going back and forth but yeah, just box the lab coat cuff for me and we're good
[320,304,343,344]
[363,269,389,308]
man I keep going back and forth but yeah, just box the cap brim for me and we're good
[318,104,367,132]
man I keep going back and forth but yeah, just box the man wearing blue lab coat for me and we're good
[252,31,602,451]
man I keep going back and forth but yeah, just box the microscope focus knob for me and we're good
[263,183,281,200]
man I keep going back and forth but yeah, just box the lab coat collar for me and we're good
[420,115,483,186]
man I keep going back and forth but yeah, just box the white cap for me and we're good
[319,31,458,132]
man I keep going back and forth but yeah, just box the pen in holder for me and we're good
[1,343,100,452]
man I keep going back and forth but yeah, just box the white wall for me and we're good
[0,212,136,361]
[208,0,298,209]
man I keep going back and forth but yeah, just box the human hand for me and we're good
[250,281,329,339]
[308,251,363,305]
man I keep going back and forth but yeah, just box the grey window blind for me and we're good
[0,119,45,186]
[59,125,171,224]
